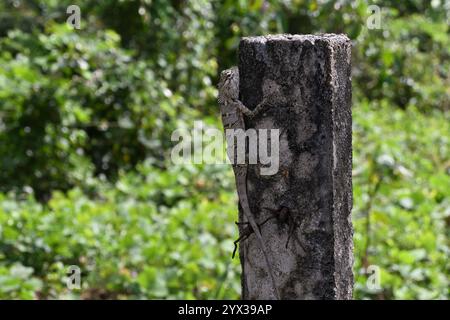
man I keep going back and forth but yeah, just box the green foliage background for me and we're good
[0,0,448,299]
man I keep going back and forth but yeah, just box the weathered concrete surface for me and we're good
[238,34,353,299]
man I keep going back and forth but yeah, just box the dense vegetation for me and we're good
[0,0,448,299]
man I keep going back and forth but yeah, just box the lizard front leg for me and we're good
[234,99,272,119]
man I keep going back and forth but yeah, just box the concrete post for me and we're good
[237,34,353,299]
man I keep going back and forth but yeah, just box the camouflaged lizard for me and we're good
[218,66,280,300]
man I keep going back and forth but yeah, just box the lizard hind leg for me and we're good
[232,233,251,259]
[232,217,274,259]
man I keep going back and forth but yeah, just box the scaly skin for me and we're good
[218,66,280,300]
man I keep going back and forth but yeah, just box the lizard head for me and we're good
[218,67,239,101]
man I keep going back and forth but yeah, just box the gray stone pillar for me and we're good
[238,34,353,299]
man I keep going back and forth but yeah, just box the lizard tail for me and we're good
[240,199,281,300]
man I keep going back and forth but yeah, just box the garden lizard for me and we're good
[218,66,280,300]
